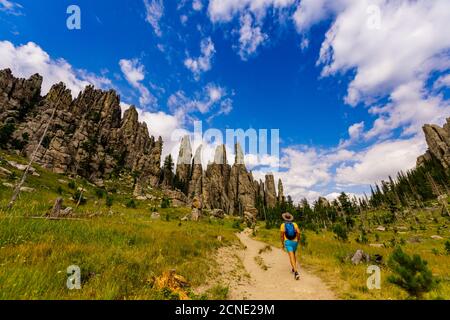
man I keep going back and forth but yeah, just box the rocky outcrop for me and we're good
[188,145,203,200]
[203,145,232,212]
[174,137,287,215]
[417,118,450,170]
[0,69,42,124]
[277,178,284,203]
[228,143,257,214]
[0,69,162,189]
[264,173,277,208]
[176,135,192,185]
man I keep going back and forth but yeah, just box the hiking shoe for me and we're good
[294,271,300,280]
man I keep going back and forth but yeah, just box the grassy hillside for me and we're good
[256,209,450,300]
[0,150,238,300]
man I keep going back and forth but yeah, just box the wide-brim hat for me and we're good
[282,212,294,222]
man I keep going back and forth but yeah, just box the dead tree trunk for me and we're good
[7,105,57,210]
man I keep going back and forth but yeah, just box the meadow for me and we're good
[1,150,449,300]
[0,151,237,300]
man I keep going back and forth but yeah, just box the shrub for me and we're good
[95,188,105,199]
[105,195,113,207]
[0,123,16,148]
[356,230,369,244]
[300,233,308,248]
[125,199,137,209]
[445,240,450,255]
[161,197,171,209]
[56,186,63,195]
[332,224,348,242]
[73,190,87,205]
[388,247,438,299]
[68,181,76,189]
[232,220,243,231]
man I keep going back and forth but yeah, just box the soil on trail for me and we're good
[226,229,337,300]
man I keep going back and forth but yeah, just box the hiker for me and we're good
[280,212,301,280]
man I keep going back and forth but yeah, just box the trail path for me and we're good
[227,230,337,300]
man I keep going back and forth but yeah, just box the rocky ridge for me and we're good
[175,138,284,216]
[0,69,286,215]
[0,69,162,191]
[417,117,450,170]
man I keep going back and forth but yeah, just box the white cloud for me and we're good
[184,37,215,80]
[192,0,203,11]
[365,81,450,139]
[143,0,164,37]
[0,40,111,96]
[316,0,450,107]
[293,0,348,33]
[335,137,426,186]
[0,0,22,15]
[119,58,156,107]
[237,13,268,60]
[208,0,296,23]
[434,74,450,90]
[167,83,232,122]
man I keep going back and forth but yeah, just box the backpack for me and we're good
[284,222,297,240]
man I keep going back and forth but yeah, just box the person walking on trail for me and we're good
[280,212,301,280]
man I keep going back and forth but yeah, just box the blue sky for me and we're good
[1,0,449,202]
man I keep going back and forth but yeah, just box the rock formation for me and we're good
[176,135,192,185]
[174,138,287,215]
[264,173,277,208]
[417,118,450,170]
[0,69,289,215]
[0,69,162,190]
[188,145,203,200]
[228,143,257,214]
[203,145,231,212]
[277,178,284,203]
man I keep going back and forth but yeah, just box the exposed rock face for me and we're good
[264,173,277,208]
[417,118,450,170]
[188,145,203,200]
[0,69,42,124]
[176,135,192,185]
[277,178,284,203]
[172,137,289,214]
[203,145,231,212]
[0,69,162,189]
[228,143,257,214]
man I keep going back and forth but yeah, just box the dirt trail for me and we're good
[227,229,337,300]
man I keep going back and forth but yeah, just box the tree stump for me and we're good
[50,198,63,217]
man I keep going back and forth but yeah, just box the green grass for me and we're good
[0,150,238,300]
[256,212,450,300]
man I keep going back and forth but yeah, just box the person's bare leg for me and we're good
[288,252,297,272]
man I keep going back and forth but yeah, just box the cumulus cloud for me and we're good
[167,83,232,123]
[184,37,215,80]
[208,0,296,22]
[237,13,268,60]
[335,137,426,186]
[318,0,450,107]
[119,58,156,108]
[143,0,164,37]
[0,40,111,96]
[293,0,348,33]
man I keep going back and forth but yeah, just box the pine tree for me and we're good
[388,247,438,299]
